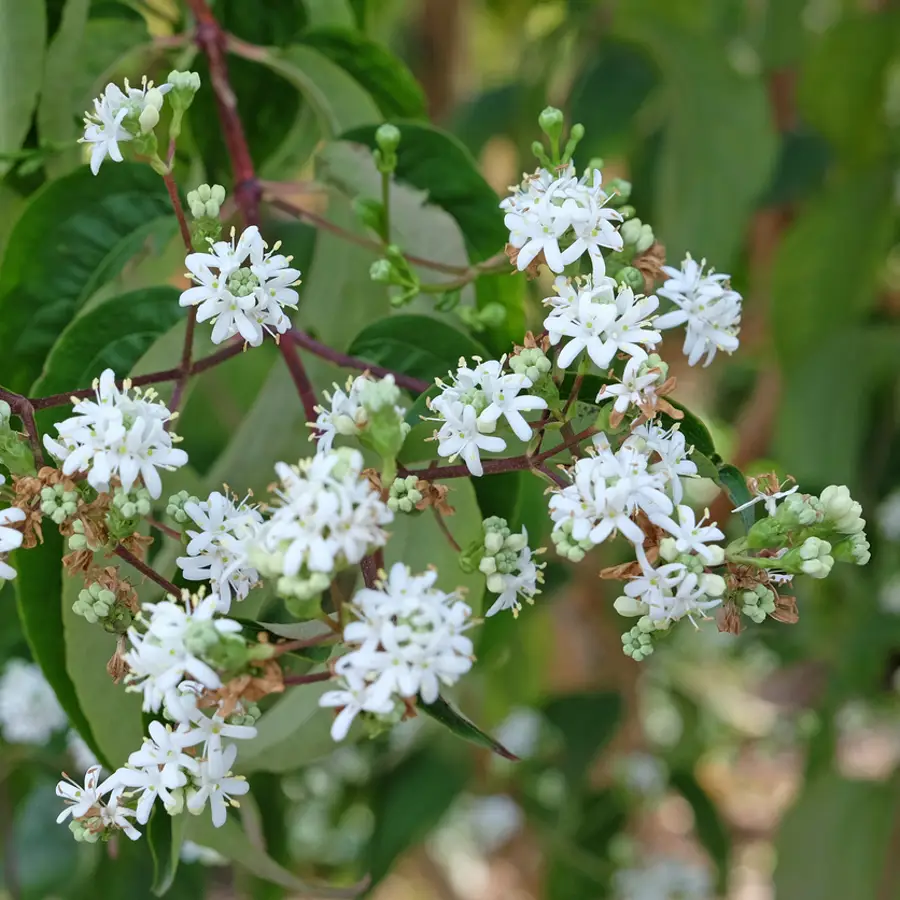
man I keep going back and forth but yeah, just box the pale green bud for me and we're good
[538,106,564,142]
[616,266,645,292]
[0,400,10,426]
[486,573,505,594]
[484,531,504,555]
[506,531,528,553]
[375,123,401,154]
[622,625,654,661]
[479,556,497,575]
[614,595,647,618]
[139,104,160,134]
[620,218,644,245]
[658,538,679,562]
[700,573,726,598]
[168,70,201,94]
[166,490,198,524]
[820,484,855,521]
[704,545,725,566]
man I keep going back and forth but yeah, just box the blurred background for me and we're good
[2,0,900,898]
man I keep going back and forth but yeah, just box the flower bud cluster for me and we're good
[187,183,226,219]
[166,490,199,524]
[477,517,544,617]
[740,584,776,624]
[387,475,423,514]
[72,581,134,633]
[40,483,79,525]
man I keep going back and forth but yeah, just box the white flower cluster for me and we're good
[58,593,259,840]
[501,164,623,278]
[430,358,548,477]
[0,475,24,582]
[81,78,171,175]
[179,225,300,347]
[543,275,661,372]
[43,369,188,499]
[313,373,408,454]
[0,659,67,745]
[176,490,263,613]
[478,518,544,617]
[656,256,742,367]
[320,563,474,741]
[249,449,393,601]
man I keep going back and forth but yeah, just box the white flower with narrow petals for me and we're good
[177,491,262,612]
[100,788,142,840]
[478,374,547,442]
[435,401,506,477]
[179,708,257,769]
[112,761,186,824]
[187,744,250,828]
[485,543,543,617]
[651,505,724,563]
[56,766,110,823]
[0,494,24,582]
[732,481,799,517]
[656,255,742,366]
[42,369,188,499]
[597,356,663,420]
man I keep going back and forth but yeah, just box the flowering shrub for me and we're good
[0,1,891,896]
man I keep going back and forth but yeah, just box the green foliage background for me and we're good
[0,0,899,897]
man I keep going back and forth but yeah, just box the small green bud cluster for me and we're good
[659,537,726,572]
[620,218,655,255]
[40,484,79,525]
[479,517,528,587]
[0,401,35,476]
[68,818,103,844]
[534,107,583,167]
[166,69,201,140]
[248,540,333,604]
[166,490,199,524]
[370,245,420,307]
[106,486,152,540]
[782,536,834,579]
[72,582,134,633]
[183,617,272,678]
[67,519,103,553]
[187,183,226,219]
[509,347,552,384]
[551,518,594,562]
[387,475,423,514]
[621,618,661,661]
[374,123,401,173]
[740,584,776,624]
[456,302,507,333]
[228,703,261,728]
[603,177,632,208]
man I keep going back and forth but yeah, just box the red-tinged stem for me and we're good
[433,507,461,552]
[163,170,193,253]
[278,334,320,425]
[360,555,378,588]
[146,516,181,540]
[535,462,568,489]
[271,633,339,657]
[282,670,332,687]
[113,545,180,596]
[286,329,430,394]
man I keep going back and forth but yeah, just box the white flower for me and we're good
[732,481,799,517]
[180,226,300,347]
[100,788,142,840]
[485,543,543,617]
[56,766,110,823]
[478,374,547,441]
[0,660,67,744]
[544,277,660,370]
[501,165,622,277]
[625,424,697,505]
[112,759,187,824]
[250,449,392,593]
[42,369,188,499]
[597,356,663,418]
[80,78,171,175]
[179,708,257,770]
[125,720,199,783]
[321,564,474,740]
[0,497,24,581]
[187,743,250,828]
[656,255,742,366]
[176,491,263,612]
[435,401,505,477]
[650,505,724,563]
[625,564,721,626]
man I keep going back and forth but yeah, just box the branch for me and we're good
[278,334,319,424]
[0,389,45,468]
[113,545,180,596]
[282,670,332,687]
[432,507,461,552]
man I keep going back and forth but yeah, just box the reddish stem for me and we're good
[433,507,462,552]
[360,555,378,588]
[282,670,332,687]
[278,334,320,424]
[146,516,181,540]
[113,545,180,596]
[271,633,339,657]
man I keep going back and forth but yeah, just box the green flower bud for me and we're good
[375,123,401,154]
[479,555,497,575]
[700,573,726,597]
[616,266,645,292]
[604,178,632,206]
[538,107,565,142]
[622,625,654,661]
[168,70,201,95]
[614,595,647,617]
[658,538,679,562]
[551,519,592,562]
[166,490,198,525]
[484,531,504,555]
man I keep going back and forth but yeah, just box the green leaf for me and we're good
[347,314,489,383]
[62,571,144,768]
[235,680,337,775]
[148,807,186,897]
[301,0,355,27]
[771,168,894,367]
[31,286,184,430]
[0,0,46,177]
[11,530,106,766]
[798,12,899,165]
[367,748,470,887]
[542,692,622,785]
[774,773,899,900]
[300,27,426,120]
[187,808,362,898]
[670,770,730,893]
[0,163,172,392]
[247,43,381,138]
[37,0,90,178]
[341,122,508,262]
[663,398,717,461]
[616,19,777,267]
[386,476,484,615]
[716,463,754,531]
[420,695,519,760]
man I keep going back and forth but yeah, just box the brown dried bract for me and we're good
[119,531,153,561]
[414,480,454,515]
[505,243,545,279]
[634,241,667,293]
[106,636,130,683]
[514,331,551,355]
[91,565,140,614]
[771,593,799,624]
[718,601,744,635]
[10,467,80,548]
[199,660,285,717]
[363,467,385,498]
[599,512,663,580]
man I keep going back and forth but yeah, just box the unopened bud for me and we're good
[139,104,160,134]
[616,266,645,292]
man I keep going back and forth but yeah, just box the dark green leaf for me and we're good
[0,0,46,177]
[12,530,107,767]
[300,27,426,120]
[367,748,470,886]
[771,168,894,366]
[32,286,184,430]
[148,807,186,897]
[670,770,730,892]
[663,398,717,460]
[0,163,172,392]
[420,695,519,760]
[542,692,622,785]
[341,122,507,262]
[716,463,754,531]
[347,314,490,383]
[798,12,898,165]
